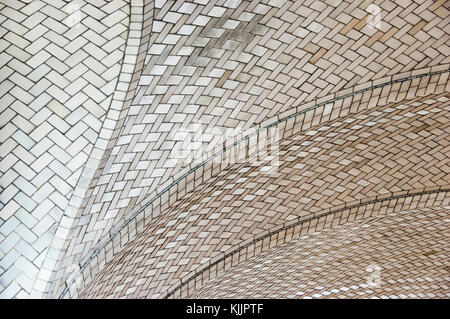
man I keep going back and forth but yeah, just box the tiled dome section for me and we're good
[188,205,450,299]
[78,92,449,298]
[52,0,449,298]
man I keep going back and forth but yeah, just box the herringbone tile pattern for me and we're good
[189,205,450,299]
[0,0,131,298]
[66,0,450,267]
[61,82,449,298]
[56,1,449,297]
[57,70,450,298]
[79,92,450,298]
[1,0,449,298]
[166,191,449,298]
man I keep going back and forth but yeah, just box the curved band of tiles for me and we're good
[62,72,449,298]
[165,189,450,299]
[0,0,449,299]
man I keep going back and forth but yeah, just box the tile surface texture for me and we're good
[189,205,450,299]
[57,0,450,298]
[79,93,449,298]
[0,0,449,298]
[0,0,135,298]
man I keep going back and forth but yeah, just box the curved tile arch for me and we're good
[187,204,450,299]
[167,190,450,298]
[55,0,450,297]
[74,90,448,297]
[95,0,450,233]
[0,0,132,298]
[55,0,450,293]
[59,71,449,298]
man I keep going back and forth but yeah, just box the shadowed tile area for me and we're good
[190,205,450,299]
[79,92,449,298]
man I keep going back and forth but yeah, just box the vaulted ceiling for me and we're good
[0,0,448,298]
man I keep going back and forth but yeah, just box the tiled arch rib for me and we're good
[0,0,144,299]
[54,0,449,297]
[59,73,449,298]
[78,91,450,298]
[187,204,450,299]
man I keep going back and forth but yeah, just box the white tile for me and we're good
[163,56,181,65]
[179,3,197,14]
[163,12,182,24]
[177,25,196,35]
[31,215,54,237]
[192,15,211,26]
[208,6,227,17]
[30,152,53,173]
